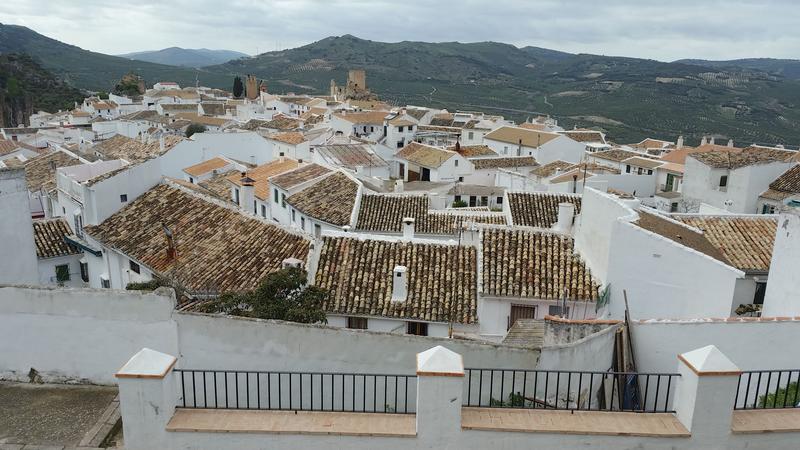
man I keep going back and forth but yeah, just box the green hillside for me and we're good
[212,35,800,145]
[677,58,800,80]
[0,23,231,91]
[0,53,83,127]
[117,47,249,68]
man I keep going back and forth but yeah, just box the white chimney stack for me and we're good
[159,136,165,152]
[762,208,800,316]
[700,136,708,146]
[677,136,684,149]
[239,172,255,215]
[727,139,734,148]
[709,136,716,145]
[391,265,408,303]
[554,202,575,233]
[402,217,415,240]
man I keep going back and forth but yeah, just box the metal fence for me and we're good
[175,369,416,414]
[463,368,679,413]
[735,370,800,410]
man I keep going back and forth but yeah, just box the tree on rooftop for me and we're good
[185,123,207,138]
[232,76,244,98]
[202,267,328,324]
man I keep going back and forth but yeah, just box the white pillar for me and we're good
[116,348,178,450]
[416,346,464,444]
[673,345,740,437]
[762,208,800,317]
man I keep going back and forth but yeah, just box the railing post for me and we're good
[416,346,464,444]
[673,345,740,436]
[116,348,178,450]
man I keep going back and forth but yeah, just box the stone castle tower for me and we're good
[245,74,260,100]
[330,69,376,101]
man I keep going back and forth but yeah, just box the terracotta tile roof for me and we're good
[759,188,794,201]
[507,192,581,228]
[388,117,416,126]
[268,132,307,145]
[171,171,236,203]
[635,211,728,264]
[429,115,455,127]
[84,183,310,293]
[32,218,80,259]
[623,156,664,169]
[200,102,225,116]
[151,89,200,100]
[175,113,231,127]
[560,130,606,143]
[661,144,742,165]
[355,194,506,234]
[470,156,538,170]
[161,103,199,113]
[766,164,800,195]
[674,216,776,272]
[183,157,230,177]
[23,151,80,193]
[333,111,389,125]
[227,159,299,200]
[590,149,643,162]
[530,160,574,178]
[261,115,302,131]
[689,148,795,169]
[519,122,547,131]
[314,236,477,323]
[405,109,428,121]
[270,163,331,190]
[286,173,358,226]
[448,144,498,158]
[484,126,560,148]
[632,138,673,149]
[0,140,23,156]
[481,229,599,301]
[239,119,271,131]
[91,134,184,164]
[315,144,387,169]
[395,142,455,168]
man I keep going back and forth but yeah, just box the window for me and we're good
[261,204,267,217]
[647,169,653,175]
[253,200,257,214]
[281,193,287,208]
[497,196,503,205]
[753,282,767,305]
[468,131,474,140]
[234,188,240,205]
[301,217,306,230]
[189,177,194,183]
[670,202,679,213]
[481,196,488,206]
[407,322,428,336]
[347,317,368,329]
[719,175,728,187]
[397,141,404,148]
[503,146,509,154]
[626,165,631,173]
[455,195,462,202]
[455,159,459,167]
[80,261,89,283]
[274,189,280,203]
[292,209,296,222]
[398,126,404,132]
[458,176,464,182]
[762,204,776,214]
[408,125,413,131]
[279,152,285,157]
[62,207,66,214]
[548,305,570,317]
[101,277,111,289]
[129,260,140,274]
[55,264,70,283]
[120,194,128,202]
[637,167,643,175]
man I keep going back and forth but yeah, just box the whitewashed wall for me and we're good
[0,169,39,285]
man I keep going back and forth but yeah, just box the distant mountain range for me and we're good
[3,23,800,145]
[117,47,249,68]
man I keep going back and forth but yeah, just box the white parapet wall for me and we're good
[0,285,538,385]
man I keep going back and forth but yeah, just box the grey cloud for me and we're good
[0,0,798,61]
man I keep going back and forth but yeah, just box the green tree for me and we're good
[202,267,328,324]
[185,123,207,137]
[760,382,799,408]
[232,76,244,98]
[97,91,109,99]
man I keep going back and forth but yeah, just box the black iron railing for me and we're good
[735,370,800,410]
[174,369,416,414]
[463,368,679,413]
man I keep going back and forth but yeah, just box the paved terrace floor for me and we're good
[0,382,119,449]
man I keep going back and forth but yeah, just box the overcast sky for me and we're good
[1,0,798,61]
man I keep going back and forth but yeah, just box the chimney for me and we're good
[391,265,408,303]
[709,137,716,145]
[700,136,707,146]
[239,172,255,214]
[162,222,176,261]
[554,202,575,233]
[342,225,351,232]
[159,136,165,152]
[395,180,404,193]
[402,217,415,239]
[677,136,684,149]
[727,139,734,148]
